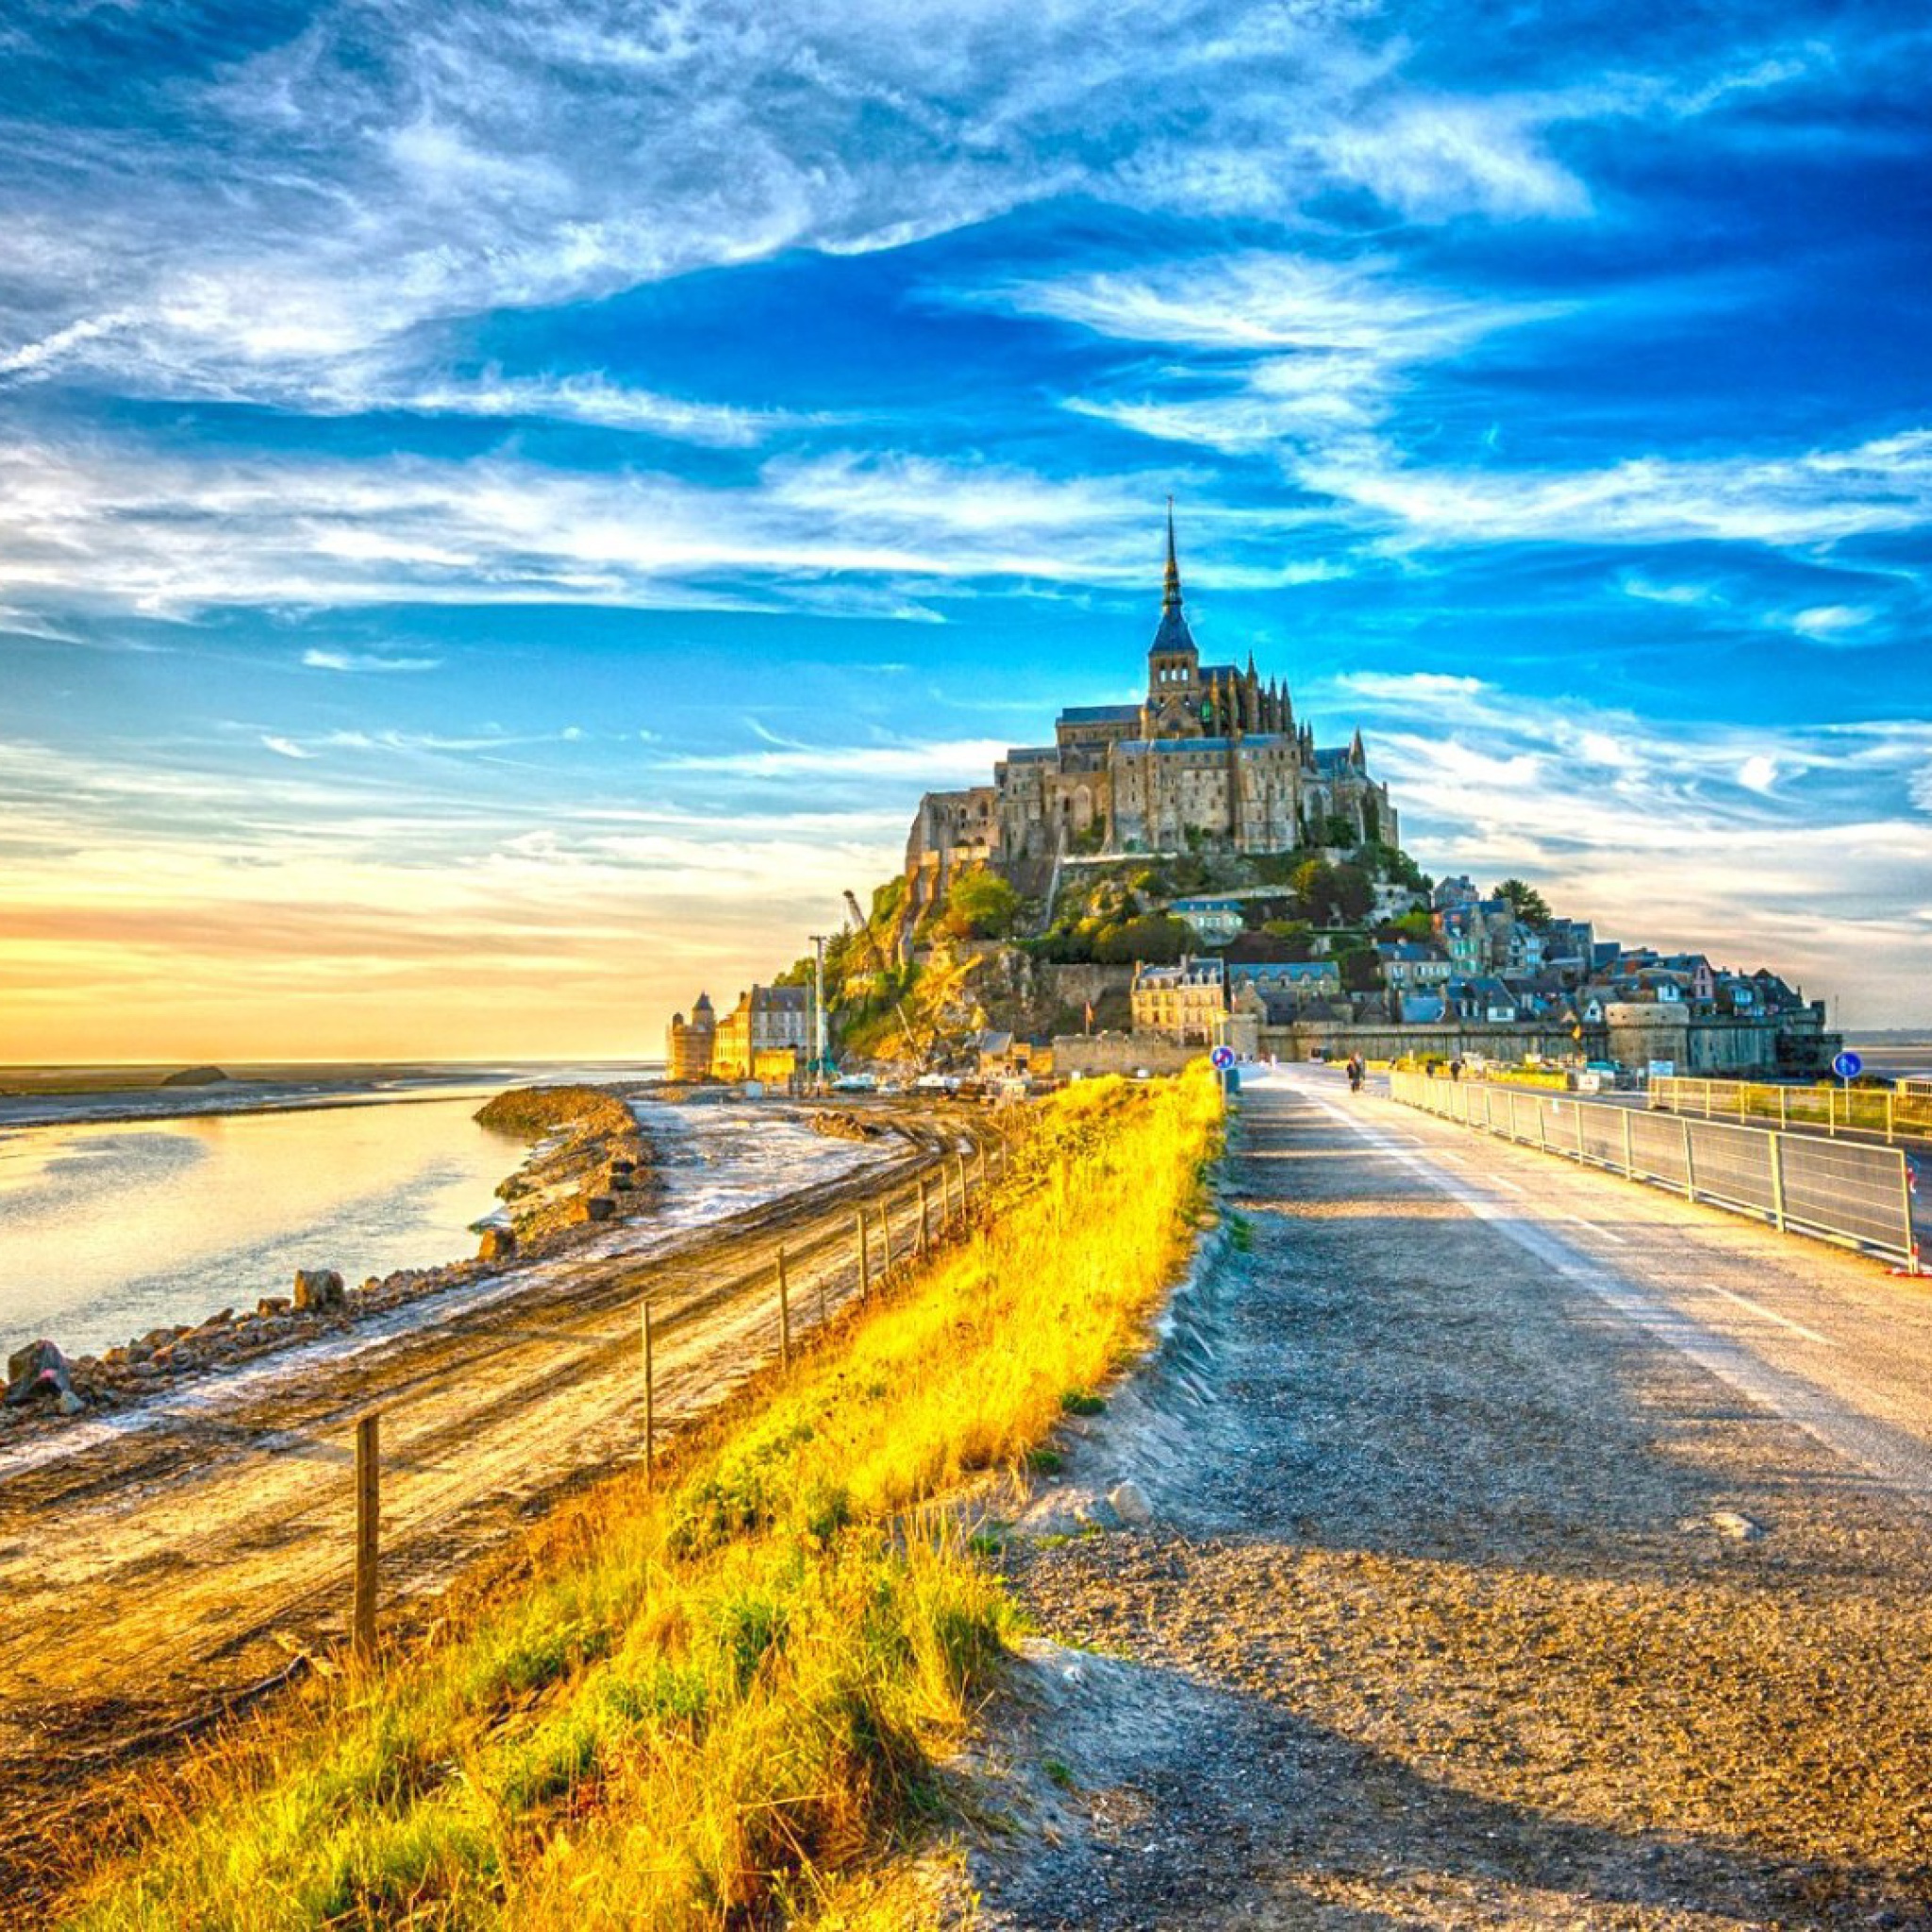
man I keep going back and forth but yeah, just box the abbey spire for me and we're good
[1161,495,1182,615]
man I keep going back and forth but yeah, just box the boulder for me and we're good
[292,1269,346,1311]
[477,1226,517,1262]
[256,1296,291,1318]
[609,1158,637,1176]
[5,1340,75,1408]
[57,1390,87,1417]
[1107,1479,1155,1526]
[584,1195,616,1223]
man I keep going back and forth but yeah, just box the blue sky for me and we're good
[2,0,1927,1056]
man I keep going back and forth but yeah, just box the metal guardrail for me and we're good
[1650,1074,1932,1147]
[1389,1072,1919,1269]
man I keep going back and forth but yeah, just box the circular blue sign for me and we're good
[1833,1050,1863,1081]
[1210,1045,1236,1071]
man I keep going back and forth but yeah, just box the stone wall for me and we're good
[1051,1032,1202,1077]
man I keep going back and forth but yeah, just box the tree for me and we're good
[1291,858,1338,924]
[945,870,1022,940]
[1332,862,1374,923]
[1338,945,1383,993]
[1091,912,1189,965]
[1392,908,1435,943]
[1493,878,1553,929]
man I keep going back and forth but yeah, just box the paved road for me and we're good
[1351,1066,1932,1463]
[974,1066,1932,1928]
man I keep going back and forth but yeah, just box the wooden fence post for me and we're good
[353,1411,379,1665]
[875,1201,891,1276]
[777,1248,791,1369]
[641,1300,656,1491]
[856,1209,870,1300]
[917,1175,929,1257]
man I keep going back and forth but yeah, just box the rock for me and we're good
[477,1226,517,1261]
[608,1172,635,1192]
[291,1269,346,1311]
[139,1327,177,1351]
[6,1341,75,1407]
[1711,1509,1765,1541]
[1108,1479,1155,1526]
[126,1341,152,1363]
[57,1390,86,1417]
[127,1361,159,1380]
[609,1158,636,1175]
[159,1063,228,1087]
[256,1297,291,1318]
[584,1195,616,1223]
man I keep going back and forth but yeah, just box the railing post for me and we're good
[353,1411,380,1665]
[1682,1117,1696,1201]
[856,1209,870,1300]
[917,1174,930,1256]
[1576,1100,1587,1164]
[1779,1087,1788,1132]
[1769,1131,1787,1233]
[1621,1107,1634,1176]
[777,1248,791,1369]
[641,1301,656,1491]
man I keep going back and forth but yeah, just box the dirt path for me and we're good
[966,1076,1932,1928]
[0,1107,992,1909]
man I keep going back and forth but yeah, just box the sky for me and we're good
[2,0,1928,1060]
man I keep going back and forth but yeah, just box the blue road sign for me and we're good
[1210,1045,1236,1071]
[1833,1050,1863,1081]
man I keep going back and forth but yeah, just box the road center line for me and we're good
[1565,1214,1625,1245]
[1704,1282,1836,1348]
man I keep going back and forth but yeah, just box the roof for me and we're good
[1148,607,1197,657]
[1172,895,1245,912]
[1058,704,1141,724]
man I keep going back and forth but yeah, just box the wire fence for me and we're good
[1388,1071,1919,1270]
[1649,1074,1932,1147]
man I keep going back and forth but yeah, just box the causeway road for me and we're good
[976,1066,1932,1928]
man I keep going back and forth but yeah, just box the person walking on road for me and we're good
[1346,1052,1364,1093]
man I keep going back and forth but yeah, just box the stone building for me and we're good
[906,508,1396,901]
[1130,955,1228,1046]
[664,991,715,1082]
[710,983,811,1082]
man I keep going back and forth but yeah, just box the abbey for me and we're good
[906,509,1396,887]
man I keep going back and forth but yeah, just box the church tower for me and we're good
[1142,501,1207,739]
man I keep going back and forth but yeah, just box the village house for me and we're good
[1130,954,1229,1045]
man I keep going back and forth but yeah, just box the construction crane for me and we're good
[841,890,939,1068]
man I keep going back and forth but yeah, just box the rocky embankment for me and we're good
[0,1083,657,1438]
[475,1084,656,1255]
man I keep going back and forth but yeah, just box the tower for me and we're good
[1143,500,1206,739]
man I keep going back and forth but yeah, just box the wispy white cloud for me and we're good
[302,648,444,673]
[259,735,316,760]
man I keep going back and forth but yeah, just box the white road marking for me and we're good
[1704,1283,1835,1348]
[1488,1176,1527,1194]
[1565,1214,1626,1246]
[1281,1078,1932,1507]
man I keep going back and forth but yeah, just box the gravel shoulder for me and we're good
[961,1076,1932,1928]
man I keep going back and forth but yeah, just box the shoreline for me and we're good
[0,1087,887,1455]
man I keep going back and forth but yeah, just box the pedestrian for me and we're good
[1450,1056,1463,1082]
[1347,1052,1364,1093]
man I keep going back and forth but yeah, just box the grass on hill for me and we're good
[72,1069,1224,1930]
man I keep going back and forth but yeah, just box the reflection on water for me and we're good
[0,1092,526,1359]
